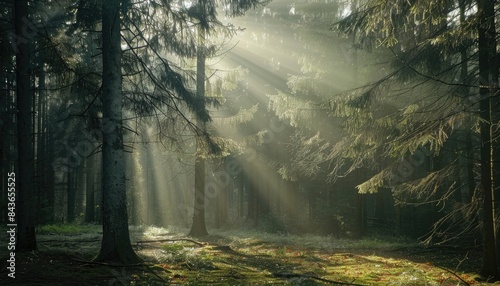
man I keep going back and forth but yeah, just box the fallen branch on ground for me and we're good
[72,258,145,268]
[144,264,170,283]
[38,239,100,243]
[434,265,470,286]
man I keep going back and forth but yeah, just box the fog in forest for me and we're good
[1,0,499,284]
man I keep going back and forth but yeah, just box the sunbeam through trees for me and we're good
[0,0,499,284]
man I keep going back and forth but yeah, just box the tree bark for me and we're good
[85,154,96,223]
[477,0,498,278]
[15,0,37,251]
[189,148,208,236]
[355,191,366,237]
[189,25,208,237]
[95,0,140,264]
[66,170,75,223]
[36,63,50,223]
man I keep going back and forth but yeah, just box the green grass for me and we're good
[212,228,415,252]
[37,223,100,235]
[2,224,486,285]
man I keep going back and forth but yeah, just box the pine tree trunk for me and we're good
[260,175,270,216]
[45,134,55,222]
[219,164,228,226]
[15,0,37,251]
[76,163,86,221]
[355,192,366,237]
[286,180,299,229]
[395,204,401,235]
[66,171,75,223]
[308,187,316,222]
[477,0,498,278]
[189,26,208,237]
[238,173,245,218]
[275,180,281,214]
[375,188,387,225]
[0,54,9,224]
[189,144,208,236]
[215,165,229,228]
[246,177,259,226]
[95,0,140,264]
[85,154,96,223]
[215,180,220,228]
[36,64,49,223]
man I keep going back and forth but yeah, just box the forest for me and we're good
[0,0,499,285]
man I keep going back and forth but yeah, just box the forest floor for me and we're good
[0,224,494,285]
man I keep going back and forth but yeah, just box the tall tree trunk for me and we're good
[215,162,229,228]
[0,53,10,224]
[189,26,208,237]
[46,112,55,223]
[355,191,366,237]
[275,179,281,215]
[286,180,299,229]
[260,174,270,216]
[219,163,229,226]
[308,187,316,222]
[76,162,86,221]
[477,0,498,278]
[238,173,245,218]
[189,141,208,236]
[95,0,140,264]
[395,204,401,235]
[85,154,96,223]
[458,0,476,204]
[246,176,259,226]
[95,155,103,224]
[66,171,75,223]
[15,0,37,251]
[219,181,228,225]
[36,64,49,223]
[375,188,387,225]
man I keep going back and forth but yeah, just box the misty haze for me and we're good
[0,0,499,285]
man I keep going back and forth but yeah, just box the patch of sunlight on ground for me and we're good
[214,228,415,252]
[21,224,486,285]
[129,224,188,240]
[124,226,481,285]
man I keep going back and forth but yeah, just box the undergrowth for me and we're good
[213,227,415,252]
[0,224,486,285]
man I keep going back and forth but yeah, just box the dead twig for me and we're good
[143,264,170,283]
[38,239,100,243]
[71,258,145,268]
[434,265,470,286]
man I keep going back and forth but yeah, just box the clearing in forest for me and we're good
[0,225,488,285]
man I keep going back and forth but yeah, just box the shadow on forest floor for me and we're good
[0,224,492,285]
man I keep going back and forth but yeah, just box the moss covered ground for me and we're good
[0,224,491,285]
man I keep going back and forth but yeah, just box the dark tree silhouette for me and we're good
[14,0,37,252]
[94,0,140,264]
